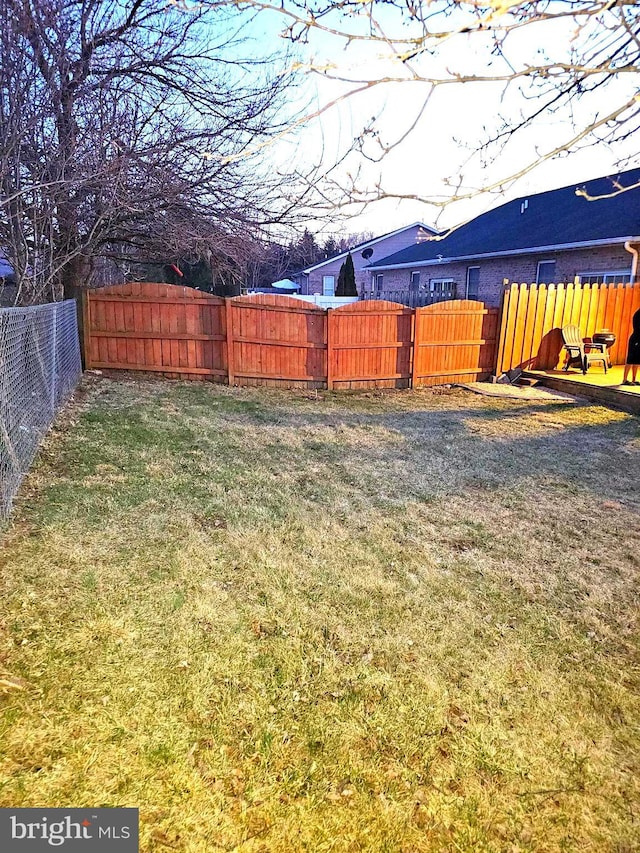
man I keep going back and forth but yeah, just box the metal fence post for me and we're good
[50,301,58,414]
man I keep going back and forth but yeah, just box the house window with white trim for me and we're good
[429,278,456,297]
[410,271,420,291]
[536,260,556,284]
[466,266,480,299]
[322,275,335,296]
[577,270,632,285]
[375,274,384,292]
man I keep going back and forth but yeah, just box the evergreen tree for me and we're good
[343,252,357,296]
[322,237,339,259]
[290,229,322,270]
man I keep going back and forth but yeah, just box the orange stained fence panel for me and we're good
[413,300,499,386]
[496,281,640,373]
[329,300,413,389]
[84,282,227,380]
[227,294,326,388]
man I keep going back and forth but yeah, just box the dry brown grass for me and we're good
[1,377,639,852]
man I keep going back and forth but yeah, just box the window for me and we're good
[577,270,632,285]
[466,266,480,299]
[322,275,335,296]
[375,274,384,292]
[429,278,456,296]
[536,260,556,284]
[410,271,420,291]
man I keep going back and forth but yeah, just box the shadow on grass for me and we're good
[20,380,638,540]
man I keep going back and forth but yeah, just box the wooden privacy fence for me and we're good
[328,301,413,389]
[497,280,640,374]
[414,300,499,386]
[84,283,500,388]
[228,293,325,387]
[84,282,227,380]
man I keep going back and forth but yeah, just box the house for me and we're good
[293,222,437,296]
[366,169,640,307]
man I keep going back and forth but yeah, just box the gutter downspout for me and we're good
[625,241,639,281]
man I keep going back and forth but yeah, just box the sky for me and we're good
[232,1,640,239]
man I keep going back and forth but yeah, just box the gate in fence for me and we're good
[0,300,82,517]
[83,283,500,390]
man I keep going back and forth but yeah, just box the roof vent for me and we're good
[520,199,529,214]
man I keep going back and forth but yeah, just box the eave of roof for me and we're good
[300,221,437,274]
[367,168,640,271]
[367,236,640,271]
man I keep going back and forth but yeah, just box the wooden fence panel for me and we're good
[86,287,503,389]
[497,281,640,373]
[535,284,559,369]
[413,300,499,386]
[227,294,326,388]
[85,282,227,379]
[593,283,608,344]
[549,283,568,367]
[495,283,516,377]
[329,301,413,389]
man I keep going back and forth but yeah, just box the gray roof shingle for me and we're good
[369,168,640,269]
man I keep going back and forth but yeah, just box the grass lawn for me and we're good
[1,377,639,852]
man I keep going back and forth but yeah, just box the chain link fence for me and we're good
[0,300,82,518]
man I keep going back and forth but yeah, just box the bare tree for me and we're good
[0,0,318,304]
[222,0,639,210]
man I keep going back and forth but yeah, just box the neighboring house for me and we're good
[293,222,437,296]
[367,168,640,307]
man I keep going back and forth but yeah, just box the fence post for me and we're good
[81,289,91,369]
[50,302,58,414]
[326,308,334,390]
[410,307,419,389]
[225,298,235,386]
[495,282,514,376]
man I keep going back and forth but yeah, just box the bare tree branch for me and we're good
[210,0,640,210]
[0,0,334,304]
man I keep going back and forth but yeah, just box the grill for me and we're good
[592,330,616,347]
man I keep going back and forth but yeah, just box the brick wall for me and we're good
[368,245,634,307]
[307,256,347,296]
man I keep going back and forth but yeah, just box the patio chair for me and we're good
[561,325,608,374]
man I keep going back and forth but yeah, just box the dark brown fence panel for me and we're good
[328,301,413,389]
[413,300,499,386]
[228,294,326,388]
[497,281,640,374]
[85,282,227,380]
